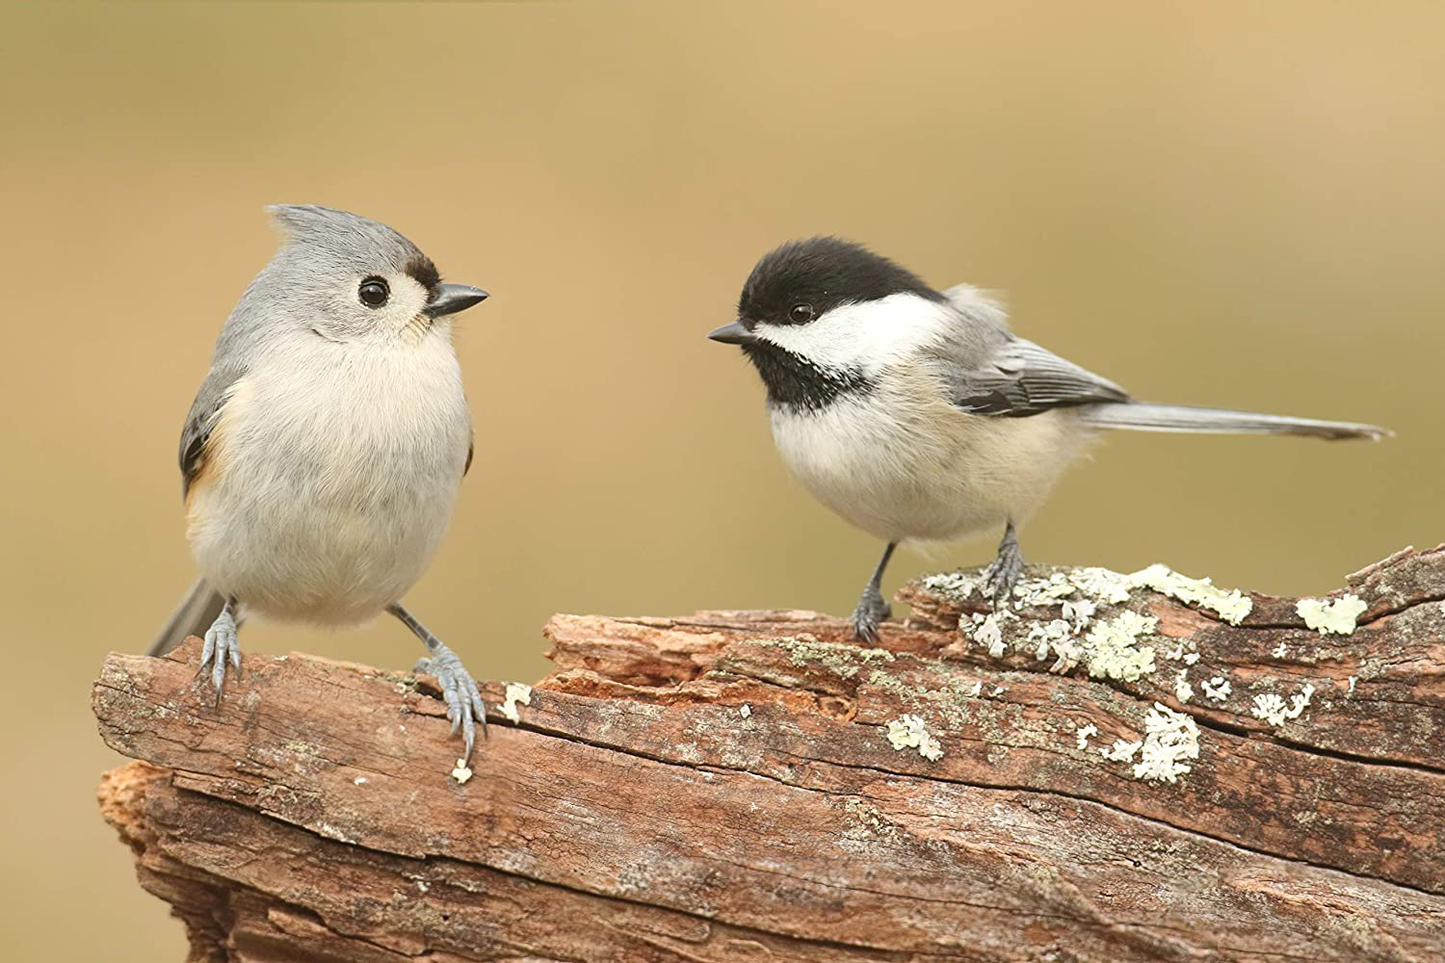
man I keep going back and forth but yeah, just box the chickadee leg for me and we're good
[851,541,898,644]
[983,521,1025,608]
[197,597,242,705]
[388,603,487,766]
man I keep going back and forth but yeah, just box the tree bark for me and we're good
[94,546,1445,962]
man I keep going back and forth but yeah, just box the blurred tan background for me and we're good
[1,1,1441,958]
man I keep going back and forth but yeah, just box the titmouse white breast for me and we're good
[709,237,1389,643]
[151,205,491,765]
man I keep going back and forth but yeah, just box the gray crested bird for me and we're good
[709,237,1388,643]
[150,205,491,765]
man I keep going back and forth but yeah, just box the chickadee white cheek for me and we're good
[754,293,955,374]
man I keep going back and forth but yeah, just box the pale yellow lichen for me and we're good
[1296,595,1368,636]
[971,612,1007,658]
[1027,619,1072,661]
[1130,564,1252,625]
[1101,739,1142,762]
[885,714,944,762]
[1201,676,1231,702]
[920,571,984,599]
[1132,702,1200,784]
[451,759,473,784]
[1251,683,1316,727]
[1174,670,1193,704]
[501,682,533,723]
[1075,723,1098,751]
[1082,610,1158,682]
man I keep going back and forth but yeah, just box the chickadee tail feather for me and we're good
[147,578,226,657]
[1080,402,1390,441]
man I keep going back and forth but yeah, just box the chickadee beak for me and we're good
[707,320,755,345]
[425,283,490,318]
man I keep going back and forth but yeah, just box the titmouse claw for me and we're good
[391,602,487,767]
[414,644,488,765]
[197,600,241,704]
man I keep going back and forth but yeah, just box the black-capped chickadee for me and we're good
[709,237,1387,642]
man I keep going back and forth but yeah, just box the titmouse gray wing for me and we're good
[929,285,1130,417]
[151,362,246,656]
[179,360,246,497]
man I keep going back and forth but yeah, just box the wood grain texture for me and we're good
[95,546,1445,961]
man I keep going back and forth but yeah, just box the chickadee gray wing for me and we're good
[179,360,247,499]
[943,336,1131,417]
[927,289,1129,418]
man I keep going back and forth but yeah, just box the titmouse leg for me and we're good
[984,520,1025,607]
[851,541,898,643]
[198,597,242,704]
[388,603,487,765]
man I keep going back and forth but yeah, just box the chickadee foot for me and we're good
[983,525,1025,609]
[851,586,893,644]
[197,605,240,704]
[414,643,488,766]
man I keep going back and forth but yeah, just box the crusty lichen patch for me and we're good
[1201,676,1232,702]
[1101,739,1141,762]
[1174,670,1194,704]
[1132,702,1200,784]
[959,574,1160,681]
[885,714,944,762]
[741,636,895,680]
[1094,703,1200,783]
[1296,595,1368,636]
[501,682,533,723]
[1077,611,1159,682]
[1251,683,1316,727]
[1130,564,1253,625]
[968,612,1008,658]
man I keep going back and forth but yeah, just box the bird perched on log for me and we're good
[151,205,491,765]
[709,237,1388,642]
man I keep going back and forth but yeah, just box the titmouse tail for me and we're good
[148,578,226,657]
[1080,402,1389,441]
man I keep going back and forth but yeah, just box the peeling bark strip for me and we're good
[95,547,1445,961]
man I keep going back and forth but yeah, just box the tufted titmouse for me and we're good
[709,237,1388,642]
[150,205,491,763]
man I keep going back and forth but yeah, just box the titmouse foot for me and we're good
[413,643,488,765]
[851,584,893,644]
[390,602,487,767]
[198,599,241,704]
[983,521,1024,608]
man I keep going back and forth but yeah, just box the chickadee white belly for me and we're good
[770,370,1091,545]
[711,236,1387,643]
[186,339,471,626]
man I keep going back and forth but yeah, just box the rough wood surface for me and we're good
[95,546,1445,961]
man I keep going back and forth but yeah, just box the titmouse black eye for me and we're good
[789,303,815,323]
[358,277,390,308]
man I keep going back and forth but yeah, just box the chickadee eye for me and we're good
[789,303,815,323]
[358,277,390,308]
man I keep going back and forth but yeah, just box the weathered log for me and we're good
[94,546,1445,961]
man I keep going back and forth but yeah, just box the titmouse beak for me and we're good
[425,283,490,318]
[707,320,755,345]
